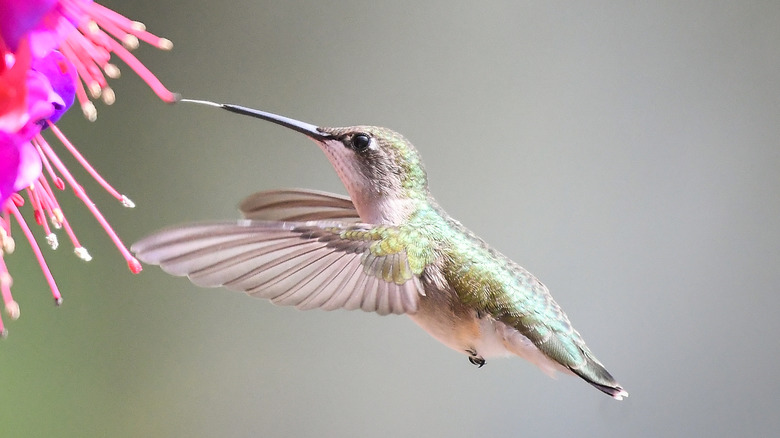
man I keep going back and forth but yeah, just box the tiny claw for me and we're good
[128,258,142,274]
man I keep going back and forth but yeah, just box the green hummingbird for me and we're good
[132,99,628,400]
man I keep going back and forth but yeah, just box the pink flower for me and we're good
[0,0,175,336]
[0,0,58,51]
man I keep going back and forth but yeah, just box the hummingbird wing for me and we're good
[238,189,360,222]
[132,220,423,315]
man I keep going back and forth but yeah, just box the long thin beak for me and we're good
[180,99,331,140]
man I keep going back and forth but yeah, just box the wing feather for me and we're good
[239,189,360,222]
[132,220,422,315]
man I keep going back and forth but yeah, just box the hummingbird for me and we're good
[132,99,628,400]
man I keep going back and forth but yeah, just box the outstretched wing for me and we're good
[239,189,360,222]
[132,220,423,315]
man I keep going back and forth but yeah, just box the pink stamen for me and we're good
[66,21,112,66]
[32,181,56,244]
[63,36,111,92]
[0,216,9,236]
[86,14,138,50]
[0,256,19,321]
[38,148,66,190]
[36,134,141,273]
[77,23,177,103]
[85,2,173,50]
[71,71,97,121]
[37,174,86,249]
[8,204,62,304]
[59,41,102,98]
[31,146,84,251]
[47,123,128,204]
[25,187,44,225]
[11,194,24,207]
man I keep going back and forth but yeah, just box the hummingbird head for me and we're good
[210,102,429,224]
[314,125,429,223]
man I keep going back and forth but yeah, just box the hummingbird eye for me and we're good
[349,133,371,151]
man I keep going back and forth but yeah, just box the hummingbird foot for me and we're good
[466,349,486,368]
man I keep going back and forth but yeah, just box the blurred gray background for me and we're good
[2,1,779,436]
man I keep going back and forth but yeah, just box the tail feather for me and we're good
[570,354,628,400]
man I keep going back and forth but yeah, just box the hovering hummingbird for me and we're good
[132,99,628,400]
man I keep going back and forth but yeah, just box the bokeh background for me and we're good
[2,1,779,436]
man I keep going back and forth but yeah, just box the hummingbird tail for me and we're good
[570,354,628,401]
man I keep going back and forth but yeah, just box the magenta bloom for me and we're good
[0,49,69,205]
[0,0,176,336]
[0,0,58,51]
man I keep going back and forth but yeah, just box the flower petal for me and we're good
[13,140,42,191]
[30,50,75,123]
[0,0,58,50]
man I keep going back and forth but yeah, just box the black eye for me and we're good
[350,133,371,151]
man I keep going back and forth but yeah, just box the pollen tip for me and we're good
[81,102,97,122]
[170,92,182,104]
[5,301,20,320]
[122,35,140,50]
[1,329,7,339]
[103,63,121,79]
[74,247,92,262]
[0,272,12,287]
[1,235,14,254]
[46,233,59,250]
[53,208,64,225]
[128,258,143,274]
[131,21,146,31]
[158,38,173,51]
[89,82,102,99]
[102,87,116,105]
[54,297,63,306]
[121,195,135,208]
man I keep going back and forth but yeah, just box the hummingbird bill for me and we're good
[132,99,628,400]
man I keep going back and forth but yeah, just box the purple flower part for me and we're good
[6,67,59,140]
[0,0,58,51]
[0,134,20,204]
[23,1,93,59]
[30,50,75,123]
[0,134,42,206]
[0,38,31,133]
[13,140,42,191]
